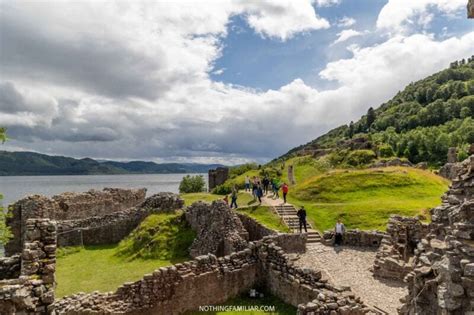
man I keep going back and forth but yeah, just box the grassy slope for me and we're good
[56,213,192,297]
[237,206,290,233]
[181,192,256,207]
[289,166,449,231]
[233,157,449,232]
[56,245,183,297]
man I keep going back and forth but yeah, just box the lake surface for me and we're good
[0,173,207,207]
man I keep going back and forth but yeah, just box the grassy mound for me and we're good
[56,244,183,297]
[181,192,256,207]
[56,213,194,297]
[288,167,449,231]
[237,206,290,233]
[116,213,195,260]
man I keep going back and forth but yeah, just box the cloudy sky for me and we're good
[0,0,472,164]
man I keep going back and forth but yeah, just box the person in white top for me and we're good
[244,176,250,192]
[334,219,345,246]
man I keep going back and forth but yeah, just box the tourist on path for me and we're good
[262,176,270,195]
[223,195,229,205]
[272,178,280,199]
[252,177,258,199]
[245,176,250,192]
[334,219,345,246]
[281,182,289,204]
[230,186,238,209]
[256,185,263,204]
[297,206,307,233]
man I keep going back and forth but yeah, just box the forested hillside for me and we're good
[0,151,221,175]
[284,56,474,165]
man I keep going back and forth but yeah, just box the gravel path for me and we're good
[294,243,407,315]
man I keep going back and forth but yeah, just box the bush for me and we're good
[378,144,395,158]
[212,183,232,195]
[346,150,377,166]
[179,175,206,193]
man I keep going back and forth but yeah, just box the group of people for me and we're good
[244,175,289,204]
[296,206,345,247]
[226,176,346,247]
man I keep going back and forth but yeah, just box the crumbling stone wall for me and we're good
[400,155,474,314]
[372,215,428,279]
[208,167,229,191]
[0,254,20,280]
[56,192,184,247]
[185,201,249,257]
[0,219,56,314]
[322,229,385,247]
[6,188,146,255]
[52,236,368,315]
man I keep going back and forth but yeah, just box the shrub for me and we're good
[212,183,232,195]
[378,144,395,158]
[179,175,206,193]
[346,150,377,166]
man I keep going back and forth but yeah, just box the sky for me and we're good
[0,0,473,164]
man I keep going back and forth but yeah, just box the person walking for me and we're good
[230,186,238,209]
[257,184,263,204]
[272,178,280,199]
[252,177,258,199]
[334,219,345,246]
[281,182,289,204]
[296,206,307,233]
[262,176,270,195]
[223,195,229,205]
[245,176,250,192]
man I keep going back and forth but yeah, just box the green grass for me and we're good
[181,192,257,207]
[116,212,195,260]
[56,244,183,297]
[237,206,290,233]
[56,213,193,297]
[185,292,296,315]
[288,167,449,231]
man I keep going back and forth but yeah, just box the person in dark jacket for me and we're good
[334,218,345,246]
[296,206,307,233]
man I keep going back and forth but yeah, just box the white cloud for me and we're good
[332,29,365,44]
[314,0,341,7]
[242,0,330,40]
[376,0,466,33]
[337,16,356,27]
[1,0,473,163]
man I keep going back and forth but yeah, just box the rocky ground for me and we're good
[294,242,407,315]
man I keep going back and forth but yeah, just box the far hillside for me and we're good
[281,56,474,166]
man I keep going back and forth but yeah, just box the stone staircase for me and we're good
[273,204,321,244]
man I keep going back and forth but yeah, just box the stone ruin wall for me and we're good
[322,229,385,248]
[56,192,184,247]
[0,254,21,280]
[400,155,474,314]
[52,236,369,315]
[0,219,57,314]
[208,167,229,191]
[5,189,186,256]
[5,188,146,255]
[372,216,429,280]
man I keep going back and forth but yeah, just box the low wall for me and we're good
[0,219,56,314]
[57,193,184,247]
[237,212,276,241]
[5,188,146,255]
[0,255,20,280]
[52,237,368,315]
[322,229,385,247]
[372,215,428,280]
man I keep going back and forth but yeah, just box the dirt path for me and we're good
[294,243,407,314]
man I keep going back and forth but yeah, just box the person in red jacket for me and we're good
[282,182,289,204]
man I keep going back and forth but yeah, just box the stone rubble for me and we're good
[400,155,474,314]
[185,200,249,257]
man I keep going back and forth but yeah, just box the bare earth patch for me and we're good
[294,243,406,314]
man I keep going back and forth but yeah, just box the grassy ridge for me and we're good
[237,206,290,233]
[56,213,193,297]
[288,166,448,231]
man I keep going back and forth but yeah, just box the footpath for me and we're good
[259,193,321,243]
